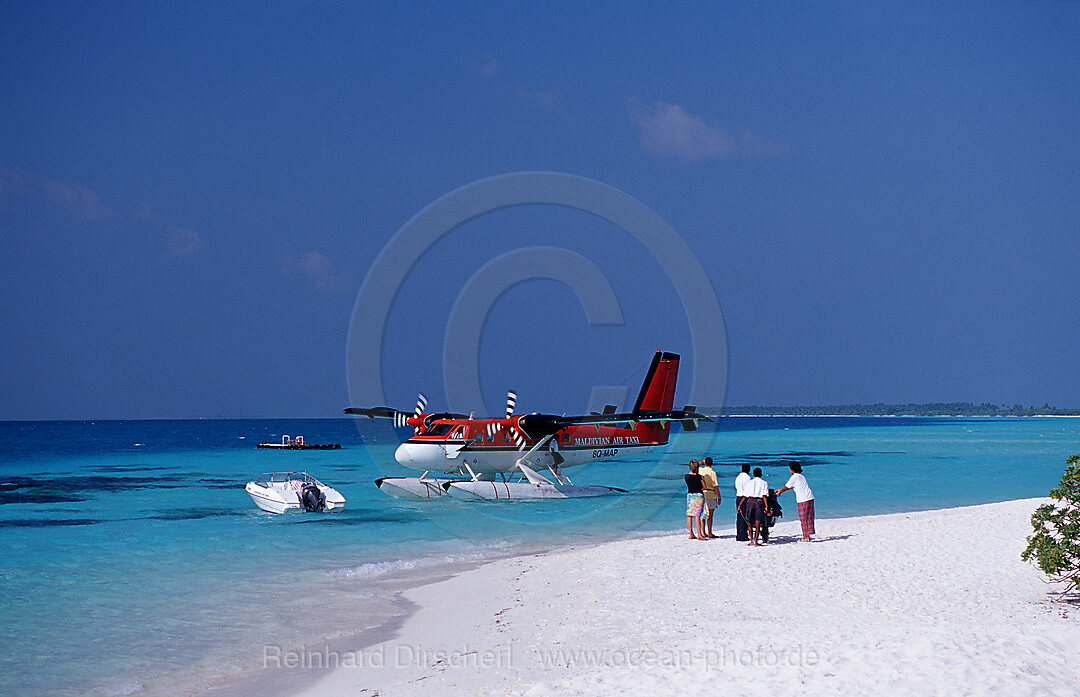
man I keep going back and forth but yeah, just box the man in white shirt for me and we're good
[776,461,815,541]
[734,464,752,541]
[548,435,564,466]
[745,467,769,546]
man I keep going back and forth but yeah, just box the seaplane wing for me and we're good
[531,407,712,431]
[344,394,469,428]
[343,406,403,420]
[344,407,470,422]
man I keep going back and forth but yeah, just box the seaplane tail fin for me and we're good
[631,351,681,444]
[633,351,680,413]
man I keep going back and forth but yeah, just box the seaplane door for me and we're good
[444,426,466,459]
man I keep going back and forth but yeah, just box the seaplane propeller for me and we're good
[504,390,527,450]
[412,393,428,433]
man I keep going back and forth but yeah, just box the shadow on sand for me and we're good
[757,533,855,546]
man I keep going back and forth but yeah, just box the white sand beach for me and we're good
[290,499,1079,696]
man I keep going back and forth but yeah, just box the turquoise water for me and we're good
[0,417,1076,696]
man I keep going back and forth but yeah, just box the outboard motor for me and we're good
[300,483,326,512]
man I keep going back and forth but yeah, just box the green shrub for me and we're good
[1021,454,1080,599]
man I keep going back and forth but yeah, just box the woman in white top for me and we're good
[776,461,815,541]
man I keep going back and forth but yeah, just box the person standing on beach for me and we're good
[735,464,752,542]
[745,467,769,546]
[699,457,720,538]
[776,461,815,542]
[548,433,564,464]
[685,460,707,540]
[548,434,565,477]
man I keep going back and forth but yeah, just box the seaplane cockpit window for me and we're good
[450,426,465,440]
[424,423,454,437]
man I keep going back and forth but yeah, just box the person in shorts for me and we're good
[745,467,770,546]
[699,457,720,538]
[685,460,706,540]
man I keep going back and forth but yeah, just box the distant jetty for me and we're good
[257,435,341,450]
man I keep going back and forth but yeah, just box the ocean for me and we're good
[0,416,1076,696]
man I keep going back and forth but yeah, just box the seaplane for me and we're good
[345,351,710,501]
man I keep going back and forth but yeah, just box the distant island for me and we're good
[711,402,1080,417]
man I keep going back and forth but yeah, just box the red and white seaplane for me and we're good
[345,351,709,500]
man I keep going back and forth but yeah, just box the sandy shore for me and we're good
[289,499,1079,696]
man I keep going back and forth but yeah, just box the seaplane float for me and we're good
[345,350,710,501]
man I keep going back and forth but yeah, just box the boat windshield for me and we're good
[256,472,320,485]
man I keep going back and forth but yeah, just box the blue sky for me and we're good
[2,2,1078,419]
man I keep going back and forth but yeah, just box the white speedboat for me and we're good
[245,472,346,514]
